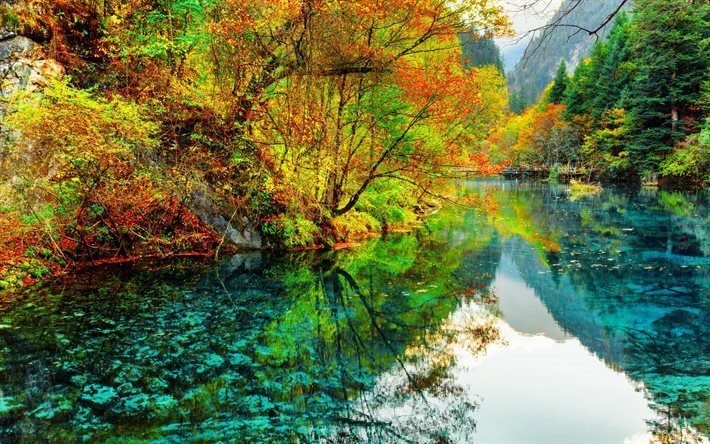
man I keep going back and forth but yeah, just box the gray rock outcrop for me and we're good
[189,180,263,249]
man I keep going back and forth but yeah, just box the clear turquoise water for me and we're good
[0,180,707,443]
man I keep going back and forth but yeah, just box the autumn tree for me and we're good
[205,0,512,222]
[0,0,516,257]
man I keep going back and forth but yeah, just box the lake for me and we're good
[0,180,708,443]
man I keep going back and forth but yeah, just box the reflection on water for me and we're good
[0,180,707,443]
[493,251,571,341]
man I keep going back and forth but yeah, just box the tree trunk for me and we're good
[671,106,678,133]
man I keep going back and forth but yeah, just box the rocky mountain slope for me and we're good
[508,0,630,111]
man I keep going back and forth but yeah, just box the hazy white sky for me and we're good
[496,0,565,71]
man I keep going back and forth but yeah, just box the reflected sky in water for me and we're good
[452,254,654,443]
[494,251,571,341]
[0,180,707,442]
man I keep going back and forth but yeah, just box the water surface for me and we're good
[0,181,707,443]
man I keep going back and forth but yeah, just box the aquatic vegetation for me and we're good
[0,181,707,442]
[568,179,602,199]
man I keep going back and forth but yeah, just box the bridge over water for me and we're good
[456,166,594,180]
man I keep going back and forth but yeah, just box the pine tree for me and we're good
[624,0,709,172]
[563,58,592,118]
[459,29,505,73]
[562,13,632,123]
[549,60,569,104]
[589,13,631,121]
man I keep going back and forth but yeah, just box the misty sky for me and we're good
[496,0,565,72]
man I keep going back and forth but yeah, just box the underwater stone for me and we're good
[204,353,225,369]
[0,395,24,420]
[70,374,88,387]
[71,405,113,434]
[150,394,179,420]
[180,387,216,420]
[113,364,143,384]
[80,384,118,409]
[110,393,178,421]
[228,353,252,366]
[110,393,152,418]
[147,377,170,393]
[31,396,74,422]
[669,286,691,294]
[647,289,677,297]
[652,310,700,337]
[116,382,140,396]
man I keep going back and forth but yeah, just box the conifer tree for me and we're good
[563,59,592,118]
[589,12,631,121]
[624,0,709,171]
[459,29,505,73]
[549,60,569,104]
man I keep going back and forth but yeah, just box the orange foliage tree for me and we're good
[486,102,577,168]
[203,0,512,219]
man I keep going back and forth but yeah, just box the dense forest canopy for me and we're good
[0,0,512,284]
[0,0,707,288]
[489,0,709,186]
[459,29,505,73]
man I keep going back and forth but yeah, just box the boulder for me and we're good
[189,181,263,249]
[0,35,64,98]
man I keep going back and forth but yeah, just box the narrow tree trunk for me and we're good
[671,72,678,133]
[671,106,678,133]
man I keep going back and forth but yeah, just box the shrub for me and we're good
[659,119,710,187]
[332,211,382,242]
[3,79,208,259]
[262,214,319,249]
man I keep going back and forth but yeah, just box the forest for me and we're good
[0,0,707,288]
[506,0,627,112]
[0,1,708,443]
[491,1,709,186]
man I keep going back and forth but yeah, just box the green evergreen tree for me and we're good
[549,60,569,104]
[589,13,632,121]
[459,29,505,73]
[509,90,528,114]
[563,58,592,118]
[623,0,709,173]
[562,13,632,121]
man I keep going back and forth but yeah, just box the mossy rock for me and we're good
[180,387,216,421]
[0,395,25,421]
[31,395,75,423]
[80,384,118,410]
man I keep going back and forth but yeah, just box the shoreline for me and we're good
[0,212,434,295]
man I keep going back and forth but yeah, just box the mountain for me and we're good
[507,0,630,112]
[459,30,505,73]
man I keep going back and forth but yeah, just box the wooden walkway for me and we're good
[454,166,596,180]
[502,166,594,180]
[501,169,547,179]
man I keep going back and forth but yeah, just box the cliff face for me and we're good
[0,27,64,181]
[507,0,627,109]
[0,31,64,108]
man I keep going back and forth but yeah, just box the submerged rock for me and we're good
[0,395,24,420]
[652,309,702,338]
[30,395,74,422]
[80,384,118,410]
[110,393,178,421]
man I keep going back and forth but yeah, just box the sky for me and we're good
[496,0,565,72]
